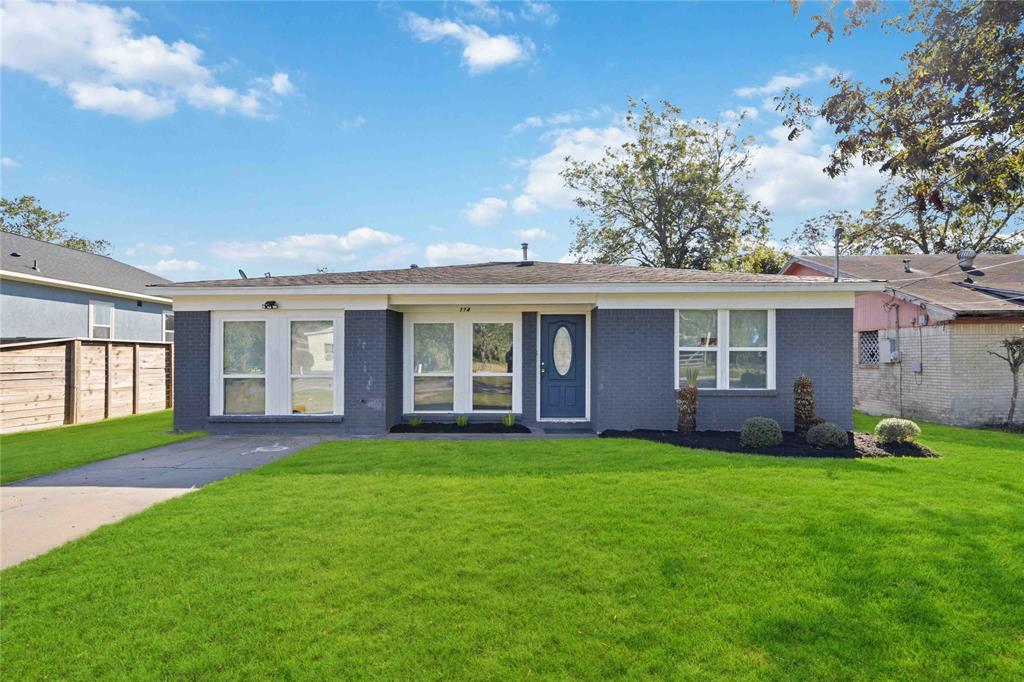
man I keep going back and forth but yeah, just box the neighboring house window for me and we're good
[222,321,267,415]
[163,312,175,343]
[290,320,334,414]
[676,310,775,390]
[89,301,114,339]
[859,330,880,365]
[413,323,455,411]
[472,322,514,411]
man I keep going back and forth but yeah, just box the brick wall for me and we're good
[173,310,210,432]
[521,312,538,425]
[384,310,404,429]
[343,310,390,434]
[855,319,1024,426]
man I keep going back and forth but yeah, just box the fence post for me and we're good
[104,342,113,419]
[166,343,174,409]
[65,339,81,425]
[133,343,141,414]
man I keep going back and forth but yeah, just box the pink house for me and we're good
[782,254,1024,426]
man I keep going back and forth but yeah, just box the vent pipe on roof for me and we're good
[957,248,977,270]
[521,242,529,261]
[410,263,419,269]
[31,259,40,272]
[903,259,912,273]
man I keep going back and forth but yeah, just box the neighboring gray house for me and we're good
[153,259,879,435]
[1,232,173,344]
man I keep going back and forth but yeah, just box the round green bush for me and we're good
[806,422,848,448]
[740,417,783,448]
[874,418,921,443]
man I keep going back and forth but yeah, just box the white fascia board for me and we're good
[172,293,388,312]
[155,280,882,298]
[1,269,172,305]
[596,290,857,309]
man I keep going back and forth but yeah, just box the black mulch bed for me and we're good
[600,429,939,458]
[391,422,531,434]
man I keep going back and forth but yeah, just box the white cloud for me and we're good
[402,12,533,74]
[721,106,759,123]
[124,242,175,257]
[340,115,366,130]
[210,229,405,264]
[746,121,881,215]
[515,227,553,240]
[510,107,610,134]
[0,0,295,120]
[512,125,633,213]
[734,65,837,98]
[462,197,508,225]
[457,1,514,24]
[146,258,206,276]
[425,241,524,265]
[521,1,559,27]
[2,157,20,168]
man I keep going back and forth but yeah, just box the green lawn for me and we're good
[2,417,1022,679]
[0,410,203,484]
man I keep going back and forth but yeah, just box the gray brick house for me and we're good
[153,259,878,435]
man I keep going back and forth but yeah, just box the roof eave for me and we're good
[1,269,172,304]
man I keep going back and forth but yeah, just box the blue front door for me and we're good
[540,315,586,419]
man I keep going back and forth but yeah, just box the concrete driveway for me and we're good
[1,435,318,569]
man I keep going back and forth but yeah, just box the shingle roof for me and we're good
[790,254,1024,316]
[1,231,171,296]
[154,260,840,289]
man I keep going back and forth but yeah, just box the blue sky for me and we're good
[1,1,913,280]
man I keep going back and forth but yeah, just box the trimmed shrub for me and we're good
[740,417,783,448]
[455,415,469,427]
[793,375,816,435]
[806,422,848,448]
[407,417,423,427]
[875,418,921,443]
[501,413,516,427]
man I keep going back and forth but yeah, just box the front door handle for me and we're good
[540,361,546,374]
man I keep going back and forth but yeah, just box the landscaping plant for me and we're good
[806,422,848,449]
[455,415,469,428]
[501,413,516,428]
[676,368,699,433]
[407,417,423,427]
[740,417,783,448]
[988,335,1024,424]
[793,374,816,435]
[875,418,922,444]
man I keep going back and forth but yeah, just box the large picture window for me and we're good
[472,322,513,410]
[413,322,455,411]
[291,320,334,414]
[676,309,774,390]
[223,320,266,414]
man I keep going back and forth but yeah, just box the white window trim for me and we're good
[674,309,775,391]
[89,300,115,339]
[404,312,522,414]
[210,310,344,417]
[163,311,175,343]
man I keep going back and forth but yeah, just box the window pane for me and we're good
[291,321,334,375]
[472,323,513,373]
[292,378,333,414]
[729,351,767,388]
[165,331,175,343]
[414,323,454,374]
[92,303,112,325]
[730,310,768,348]
[679,350,717,388]
[92,326,110,339]
[473,376,513,410]
[164,313,174,332]
[414,376,454,411]
[223,321,265,374]
[224,378,265,414]
[678,310,717,347]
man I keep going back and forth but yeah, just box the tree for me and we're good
[715,242,793,275]
[1,196,111,255]
[988,336,1024,425]
[788,173,1024,255]
[563,99,772,270]
[781,0,1024,246]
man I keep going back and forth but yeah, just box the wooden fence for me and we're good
[0,338,174,434]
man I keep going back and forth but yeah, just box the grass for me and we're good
[2,416,1022,679]
[0,410,203,484]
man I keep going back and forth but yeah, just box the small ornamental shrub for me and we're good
[501,413,516,427]
[793,374,816,435]
[455,415,470,427]
[874,418,921,443]
[806,422,848,448]
[676,372,698,434]
[806,415,827,429]
[407,417,423,427]
[740,417,783,448]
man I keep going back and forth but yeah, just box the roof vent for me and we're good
[902,258,912,273]
[10,251,20,257]
[31,259,40,272]
[410,263,419,268]
[238,269,248,279]
[518,242,534,267]
[957,248,977,270]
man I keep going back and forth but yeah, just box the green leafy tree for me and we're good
[782,0,1023,210]
[562,99,772,270]
[1,195,111,255]
[988,336,1024,425]
[715,242,793,275]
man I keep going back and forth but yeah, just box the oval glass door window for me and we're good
[552,326,573,375]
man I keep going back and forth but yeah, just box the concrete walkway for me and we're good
[1,435,318,569]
